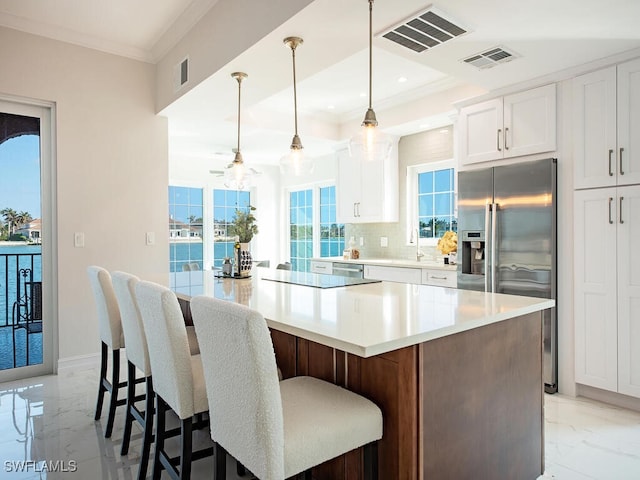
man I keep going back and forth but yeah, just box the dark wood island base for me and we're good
[271,311,543,479]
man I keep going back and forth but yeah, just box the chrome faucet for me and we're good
[414,229,424,262]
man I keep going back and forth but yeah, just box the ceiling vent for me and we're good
[380,7,467,53]
[462,46,519,70]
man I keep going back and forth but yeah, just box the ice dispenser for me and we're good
[461,231,485,276]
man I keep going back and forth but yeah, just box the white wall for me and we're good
[155,0,313,111]
[0,27,169,363]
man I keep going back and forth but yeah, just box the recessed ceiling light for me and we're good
[327,105,335,110]
[398,76,408,83]
[359,92,367,98]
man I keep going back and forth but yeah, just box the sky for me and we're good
[0,134,41,219]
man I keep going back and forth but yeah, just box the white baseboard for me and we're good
[57,352,100,372]
[576,383,640,412]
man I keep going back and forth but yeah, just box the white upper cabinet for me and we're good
[573,58,640,189]
[336,145,399,224]
[458,83,556,165]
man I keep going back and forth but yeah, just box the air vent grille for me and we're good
[173,56,189,92]
[381,7,467,53]
[462,46,518,70]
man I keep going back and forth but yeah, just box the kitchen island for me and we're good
[177,270,554,479]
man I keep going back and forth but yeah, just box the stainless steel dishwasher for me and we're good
[331,262,364,278]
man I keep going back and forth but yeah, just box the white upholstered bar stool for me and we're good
[111,271,154,480]
[87,265,129,439]
[190,295,383,480]
[112,271,203,480]
[135,280,212,480]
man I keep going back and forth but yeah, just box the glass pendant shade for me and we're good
[224,151,254,190]
[349,122,393,162]
[223,72,252,189]
[280,36,314,176]
[280,135,314,176]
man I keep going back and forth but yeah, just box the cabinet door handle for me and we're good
[504,127,509,150]
[497,129,502,152]
[620,196,625,224]
[609,149,614,176]
[620,147,625,175]
[608,197,614,224]
[353,203,357,218]
[430,275,448,280]
[356,202,361,217]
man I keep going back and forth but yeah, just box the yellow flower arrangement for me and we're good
[437,231,458,255]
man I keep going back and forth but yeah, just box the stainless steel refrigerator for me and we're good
[457,158,557,393]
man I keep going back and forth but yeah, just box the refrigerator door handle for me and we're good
[484,202,491,292]
[491,202,498,293]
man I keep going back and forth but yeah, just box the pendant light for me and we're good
[349,0,392,162]
[280,36,314,176]
[224,72,254,190]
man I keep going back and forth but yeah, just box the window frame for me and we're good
[284,181,344,271]
[406,159,457,246]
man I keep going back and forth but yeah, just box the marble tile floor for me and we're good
[1,363,640,479]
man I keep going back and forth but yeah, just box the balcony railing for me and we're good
[1,252,42,369]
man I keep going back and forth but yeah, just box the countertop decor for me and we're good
[228,205,258,243]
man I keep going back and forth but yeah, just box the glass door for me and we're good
[0,99,54,381]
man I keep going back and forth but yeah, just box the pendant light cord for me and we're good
[236,75,242,154]
[292,45,299,137]
[368,0,373,111]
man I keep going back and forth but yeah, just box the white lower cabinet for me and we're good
[363,264,457,287]
[574,185,640,398]
[364,265,422,284]
[421,268,457,288]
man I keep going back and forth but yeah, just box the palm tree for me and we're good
[1,208,18,235]
[15,211,33,231]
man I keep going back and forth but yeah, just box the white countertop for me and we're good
[199,271,553,358]
[311,256,458,271]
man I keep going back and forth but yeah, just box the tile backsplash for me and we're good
[345,223,444,262]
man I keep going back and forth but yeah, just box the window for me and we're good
[169,186,204,295]
[289,189,313,272]
[408,160,457,243]
[319,186,344,257]
[288,185,344,272]
[212,189,251,268]
[169,186,203,272]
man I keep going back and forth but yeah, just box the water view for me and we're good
[0,243,42,369]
